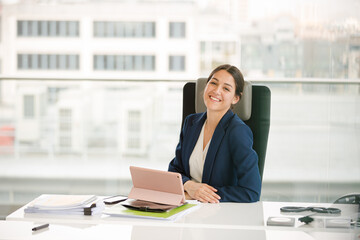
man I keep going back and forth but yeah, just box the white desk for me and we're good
[0,220,357,240]
[5,196,359,239]
[6,199,357,229]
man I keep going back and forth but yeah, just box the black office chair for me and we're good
[182,78,271,182]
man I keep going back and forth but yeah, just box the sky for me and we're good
[247,0,360,22]
[1,0,359,22]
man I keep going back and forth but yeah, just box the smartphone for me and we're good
[103,195,127,205]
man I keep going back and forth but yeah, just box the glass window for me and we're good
[106,55,115,70]
[144,22,155,37]
[16,20,79,37]
[128,111,140,131]
[144,55,154,71]
[23,95,35,118]
[106,22,115,37]
[94,55,105,70]
[95,22,104,37]
[31,54,38,69]
[59,21,67,36]
[59,109,72,148]
[169,55,185,71]
[68,21,78,36]
[68,55,78,70]
[59,109,72,131]
[31,21,38,36]
[134,23,142,37]
[17,54,79,70]
[94,21,155,38]
[40,55,48,69]
[200,41,206,53]
[17,20,23,36]
[3,1,360,209]
[127,110,141,149]
[19,21,27,36]
[116,55,124,70]
[124,22,134,37]
[169,22,185,38]
[124,55,133,70]
[59,137,71,148]
[115,22,124,37]
[94,55,155,71]
[40,21,48,36]
[49,55,57,69]
[59,55,66,69]
[18,54,29,69]
[49,21,57,36]
[17,54,22,69]
[134,55,143,70]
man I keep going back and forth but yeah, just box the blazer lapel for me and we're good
[202,110,235,183]
[183,113,206,176]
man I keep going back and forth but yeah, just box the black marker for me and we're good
[32,223,49,231]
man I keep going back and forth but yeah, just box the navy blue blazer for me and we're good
[168,110,261,202]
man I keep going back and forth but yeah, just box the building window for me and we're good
[17,20,79,37]
[17,54,79,70]
[93,21,155,38]
[59,109,72,148]
[94,55,155,71]
[23,95,35,119]
[169,55,185,71]
[127,110,141,149]
[59,137,71,148]
[59,109,72,132]
[169,22,186,38]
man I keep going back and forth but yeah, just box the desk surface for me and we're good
[6,199,357,229]
[5,196,359,239]
[0,220,357,240]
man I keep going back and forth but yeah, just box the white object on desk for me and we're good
[267,217,295,226]
[325,218,352,228]
[24,194,103,216]
[30,195,97,209]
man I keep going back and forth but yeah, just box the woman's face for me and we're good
[203,70,240,114]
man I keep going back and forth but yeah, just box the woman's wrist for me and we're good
[184,180,193,193]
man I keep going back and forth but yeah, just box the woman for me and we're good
[168,64,261,203]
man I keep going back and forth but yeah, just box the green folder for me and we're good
[104,203,197,220]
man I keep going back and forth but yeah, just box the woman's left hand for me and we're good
[184,180,220,203]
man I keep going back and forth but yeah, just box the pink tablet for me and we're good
[128,166,186,206]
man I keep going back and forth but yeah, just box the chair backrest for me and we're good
[182,78,271,181]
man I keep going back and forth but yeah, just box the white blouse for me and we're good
[189,121,211,183]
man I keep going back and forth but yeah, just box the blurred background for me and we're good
[0,0,359,219]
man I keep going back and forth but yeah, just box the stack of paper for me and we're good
[24,194,104,216]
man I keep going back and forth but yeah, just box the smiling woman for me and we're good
[168,64,261,203]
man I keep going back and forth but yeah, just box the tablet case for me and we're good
[128,166,186,206]
[121,199,186,212]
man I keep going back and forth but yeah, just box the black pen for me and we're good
[32,223,49,231]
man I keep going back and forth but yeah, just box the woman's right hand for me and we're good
[184,180,221,203]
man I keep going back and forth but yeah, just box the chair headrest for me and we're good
[195,78,252,121]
